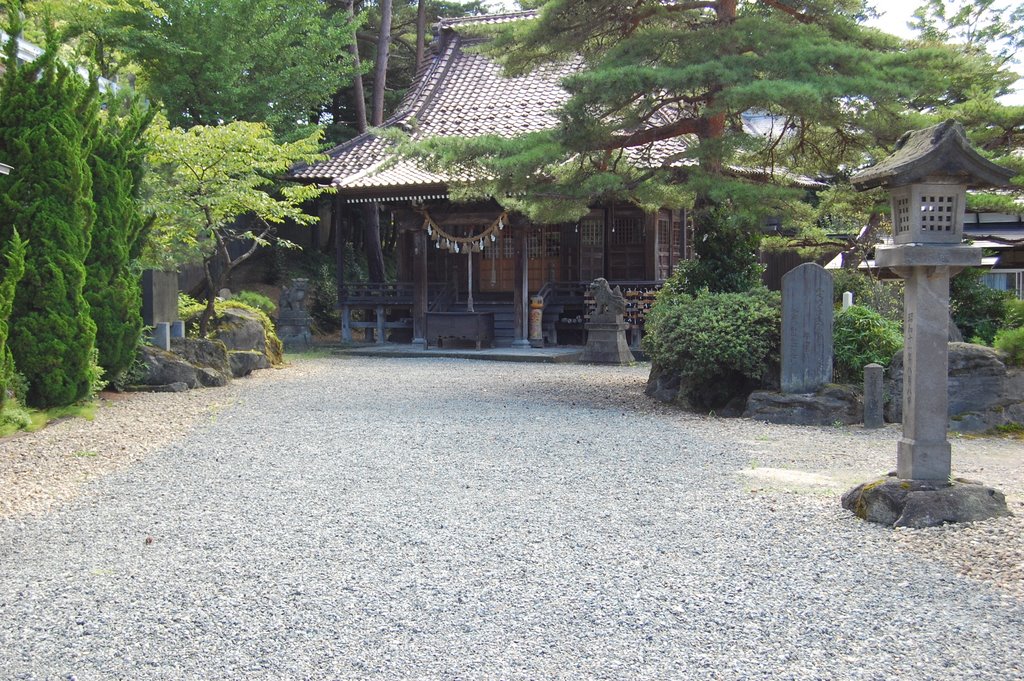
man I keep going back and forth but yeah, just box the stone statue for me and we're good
[280,278,308,312]
[589,278,626,319]
[277,279,311,349]
[582,277,634,365]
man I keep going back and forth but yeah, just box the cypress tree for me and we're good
[0,230,26,407]
[0,7,99,407]
[86,95,154,383]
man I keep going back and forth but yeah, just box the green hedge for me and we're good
[0,26,98,407]
[643,287,781,409]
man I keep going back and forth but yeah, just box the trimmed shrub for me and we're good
[994,327,1024,366]
[232,290,277,317]
[643,287,781,409]
[833,305,903,383]
[951,268,1012,345]
[0,21,99,407]
[85,94,153,385]
[0,231,26,407]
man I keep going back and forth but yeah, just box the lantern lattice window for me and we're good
[889,181,964,245]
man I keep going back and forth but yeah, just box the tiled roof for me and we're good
[289,12,578,193]
[438,10,539,29]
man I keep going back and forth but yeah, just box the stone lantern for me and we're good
[841,120,1014,527]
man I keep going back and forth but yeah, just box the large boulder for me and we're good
[135,346,199,389]
[206,306,283,366]
[212,307,268,355]
[170,338,231,387]
[842,474,1011,528]
[645,363,763,416]
[645,363,682,404]
[744,384,863,426]
[886,342,1024,432]
[229,350,270,378]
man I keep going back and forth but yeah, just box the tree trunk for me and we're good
[362,204,387,283]
[347,1,368,133]
[199,255,227,336]
[371,0,393,126]
[414,0,427,75]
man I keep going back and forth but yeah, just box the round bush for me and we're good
[994,326,1024,366]
[233,290,277,317]
[832,305,903,383]
[643,288,781,409]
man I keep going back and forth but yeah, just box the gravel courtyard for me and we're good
[1,356,1022,680]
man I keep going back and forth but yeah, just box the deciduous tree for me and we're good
[142,118,332,334]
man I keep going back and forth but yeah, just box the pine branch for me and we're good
[599,117,704,150]
[757,0,814,24]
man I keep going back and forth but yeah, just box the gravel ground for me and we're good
[0,356,1022,680]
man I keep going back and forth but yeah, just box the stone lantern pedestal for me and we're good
[840,120,1013,527]
[876,244,981,481]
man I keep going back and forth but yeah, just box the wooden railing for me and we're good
[341,282,416,305]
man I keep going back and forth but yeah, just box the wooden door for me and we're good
[579,215,604,281]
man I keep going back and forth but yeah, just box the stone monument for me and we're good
[581,278,634,365]
[781,263,834,393]
[276,278,312,349]
[841,120,1013,527]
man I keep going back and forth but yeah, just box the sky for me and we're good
[862,0,924,38]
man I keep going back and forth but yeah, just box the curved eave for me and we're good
[852,120,1016,191]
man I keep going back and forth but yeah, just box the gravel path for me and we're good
[1,356,1022,680]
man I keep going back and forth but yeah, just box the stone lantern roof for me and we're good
[851,119,1014,191]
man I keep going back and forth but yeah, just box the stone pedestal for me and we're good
[581,317,634,365]
[877,244,981,481]
[842,474,1011,528]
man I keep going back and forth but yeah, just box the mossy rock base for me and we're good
[841,474,1011,528]
[743,384,862,426]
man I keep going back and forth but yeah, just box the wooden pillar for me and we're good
[512,224,530,347]
[375,305,385,345]
[341,304,352,342]
[680,207,689,261]
[334,196,351,343]
[412,228,428,348]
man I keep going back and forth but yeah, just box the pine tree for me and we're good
[0,8,99,407]
[404,1,956,290]
[86,93,154,383]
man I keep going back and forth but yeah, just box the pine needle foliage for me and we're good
[0,5,99,407]
[403,0,950,227]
